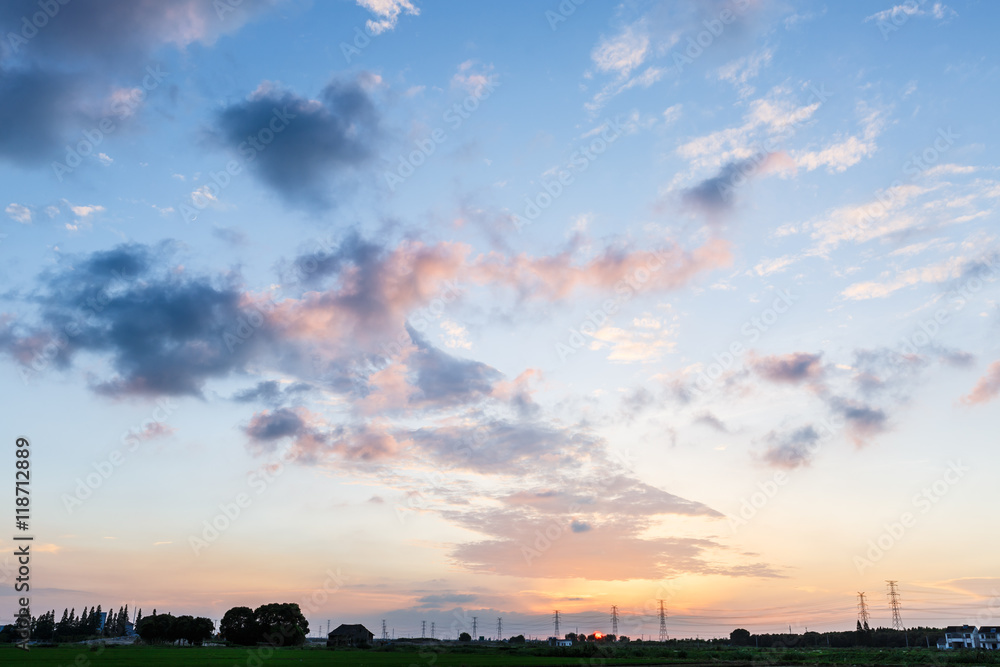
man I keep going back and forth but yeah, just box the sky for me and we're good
[1,0,999,641]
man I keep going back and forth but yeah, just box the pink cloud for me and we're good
[961,361,1000,405]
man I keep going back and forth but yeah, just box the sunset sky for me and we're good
[1,0,999,640]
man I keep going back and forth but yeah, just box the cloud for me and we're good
[473,237,733,301]
[794,104,886,173]
[759,425,819,469]
[233,380,313,406]
[356,0,418,35]
[750,352,824,384]
[865,3,956,24]
[0,242,270,397]
[211,76,381,209]
[681,151,794,217]
[714,47,773,97]
[960,361,1000,405]
[5,203,31,223]
[405,325,502,408]
[695,412,729,432]
[449,511,779,581]
[0,0,276,65]
[827,396,888,447]
[0,68,94,166]
[591,24,649,77]
[415,593,476,608]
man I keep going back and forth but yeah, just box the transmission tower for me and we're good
[497,617,502,641]
[421,620,426,638]
[658,600,668,642]
[382,619,388,640]
[431,622,435,639]
[611,606,619,636]
[857,593,870,630]
[886,580,903,630]
[553,610,560,639]
[472,617,478,640]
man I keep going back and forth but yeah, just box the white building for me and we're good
[978,626,999,650]
[943,625,978,649]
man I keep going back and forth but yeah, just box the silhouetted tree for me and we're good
[220,606,257,645]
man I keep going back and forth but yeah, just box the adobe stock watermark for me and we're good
[729,414,846,534]
[690,288,797,396]
[395,425,488,524]
[232,567,349,666]
[555,248,678,363]
[223,297,278,354]
[849,127,959,240]
[670,0,753,73]
[5,0,70,54]
[18,265,137,385]
[61,399,179,514]
[867,0,939,41]
[384,76,501,192]
[545,0,586,30]
[520,447,634,565]
[52,65,169,181]
[379,279,465,364]
[179,106,296,223]
[514,116,626,232]
[190,444,296,555]
[884,251,999,372]
[854,460,968,573]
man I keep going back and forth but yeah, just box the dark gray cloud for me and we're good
[0,67,91,165]
[406,325,501,408]
[681,155,766,216]
[244,407,305,442]
[212,77,381,209]
[695,411,729,432]
[751,352,824,384]
[760,425,819,469]
[0,0,274,66]
[415,593,477,609]
[1,242,270,397]
[827,396,888,446]
[233,380,313,406]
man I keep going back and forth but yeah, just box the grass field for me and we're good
[3,644,998,667]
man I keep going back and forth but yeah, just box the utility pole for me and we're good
[886,580,903,631]
[857,592,871,630]
[659,600,668,642]
[611,605,619,637]
[553,610,560,639]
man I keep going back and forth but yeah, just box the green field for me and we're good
[2,644,997,667]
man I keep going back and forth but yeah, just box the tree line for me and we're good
[0,604,137,643]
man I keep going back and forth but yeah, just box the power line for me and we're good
[886,580,903,631]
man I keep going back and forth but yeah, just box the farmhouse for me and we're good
[327,623,374,647]
[943,625,978,649]
[979,626,1000,650]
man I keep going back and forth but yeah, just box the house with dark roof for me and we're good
[944,625,978,649]
[327,623,374,647]
[979,626,999,650]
